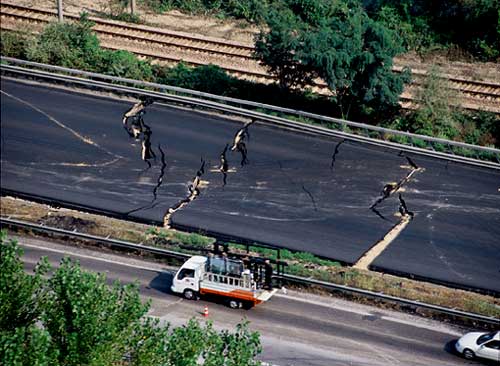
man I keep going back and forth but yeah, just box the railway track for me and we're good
[1,2,499,113]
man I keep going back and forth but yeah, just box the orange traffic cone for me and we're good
[203,305,209,317]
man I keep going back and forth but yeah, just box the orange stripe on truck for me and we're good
[200,288,262,304]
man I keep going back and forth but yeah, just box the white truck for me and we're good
[171,255,277,309]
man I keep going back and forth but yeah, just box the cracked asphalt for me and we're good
[1,78,500,294]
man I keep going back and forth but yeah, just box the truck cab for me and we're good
[171,255,206,300]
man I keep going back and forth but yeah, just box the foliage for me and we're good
[255,0,409,119]
[105,0,142,23]
[0,231,49,332]
[23,13,152,80]
[0,31,32,60]
[116,0,500,61]
[101,49,153,80]
[0,232,263,366]
[154,62,237,96]
[374,5,433,52]
[363,0,500,60]
[44,257,150,365]
[389,66,500,146]
[139,0,268,22]
[396,66,459,139]
[26,14,102,70]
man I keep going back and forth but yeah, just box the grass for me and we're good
[2,196,499,319]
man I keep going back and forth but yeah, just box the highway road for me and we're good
[15,234,491,366]
[1,77,500,294]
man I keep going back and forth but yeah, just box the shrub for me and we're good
[101,49,153,80]
[0,31,31,60]
[25,14,102,70]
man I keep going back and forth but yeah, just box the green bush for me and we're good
[140,0,268,22]
[364,0,500,61]
[25,15,102,70]
[0,31,31,60]
[101,49,153,80]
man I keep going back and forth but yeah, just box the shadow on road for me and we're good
[148,271,174,294]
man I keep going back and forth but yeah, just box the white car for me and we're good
[455,331,500,361]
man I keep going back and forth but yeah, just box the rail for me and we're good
[1,217,498,326]
[1,57,499,170]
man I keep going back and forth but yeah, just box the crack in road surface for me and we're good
[231,119,255,166]
[152,144,167,201]
[370,207,391,222]
[398,193,414,217]
[125,143,167,215]
[219,144,229,186]
[354,195,414,270]
[163,158,207,228]
[121,99,157,171]
[330,139,345,170]
[278,161,319,211]
[140,119,156,169]
[122,98,153,128]
[301,185,318,211]
[359,157,423,264]
[370,157,423,211]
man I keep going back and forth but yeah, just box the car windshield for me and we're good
[476,332,496,345]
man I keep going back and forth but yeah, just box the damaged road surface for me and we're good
[2,78,500,294]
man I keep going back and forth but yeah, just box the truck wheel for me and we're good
[183,289,196,300]
[228,300,242,309]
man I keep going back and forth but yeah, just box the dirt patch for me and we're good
[40,214,97,232]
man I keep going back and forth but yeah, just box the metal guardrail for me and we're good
[0,217,190,260]
[2,56,499,169]
[1,217,498,326]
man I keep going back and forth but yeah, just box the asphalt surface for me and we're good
[1,78,500,294]
[16,235,492,366]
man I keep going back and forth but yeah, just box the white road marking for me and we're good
[275,293,372,316]
[275,294,462,336]
[381,316,462,336]
[19,242,169,273]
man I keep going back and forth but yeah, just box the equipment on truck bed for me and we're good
[171,254,278,309]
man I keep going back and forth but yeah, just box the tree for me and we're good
[0,230,56,366]
[255,0,409,119]
[43,257,151,366]
[0,232,263,366]
[0,231,49,332]
[393,66,460,139]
